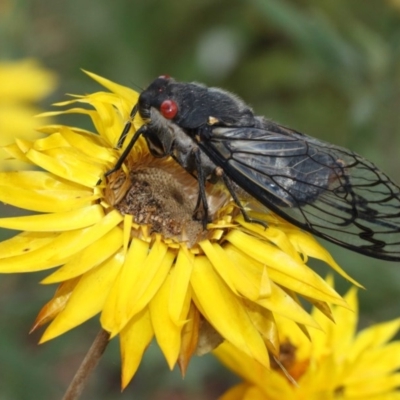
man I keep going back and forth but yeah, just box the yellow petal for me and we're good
[286,228,362,288]
[178,303,200,376]
[0,231,59,258]
[256,282,320,328]
[218,383,250,400]
[273,315,312,360]
[15,138,34,154]
[0,204,104,231]
[0,171,97,212]
[300,353,339,394]
[123,214,133,254]
[102,239,174,336]
[41,226,123,283]
[39,108,108,142]
[202,240,272,301]
[120,245,175,329]
[101,238,150,334]
[214,342,295,399]
[328,286,358,356]
[0,235,70,272]
[31,278,81,331]
[119,308,154,390]
[33,132,70,149]
[33,123,116,163]
[199,240,239,295]
[244,301,279,355]
[60,126,116,163]
[225,235,346,307]
[240,387,266,400]
[236,216,303,264]
[270,267,347,306]
[36,124,94,137]
[226,230,346,306]
[0,59,57,101]
[168,248,195,325]
[47,91,131,148]
[349,318,400,362]
[303,296,334,322]
[25,147,106,187]
[0,210,122,272]
[346,342,400,383]
[2,143,32,163]
[40,252,123,342]
[0,185,97,212]
[149,272,182,369]
[190,256,270,368]
[345,373,400,397]
[62,100,124,147]
[223,244,272,298]
[0,170,90,191]
[83,70,138,107]
[0,105,44,146]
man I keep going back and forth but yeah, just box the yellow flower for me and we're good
[216,281,400,400]
[0,71,361,389]
[0,58,57,169]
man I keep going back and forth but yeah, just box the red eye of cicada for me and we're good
[160,99,178,119]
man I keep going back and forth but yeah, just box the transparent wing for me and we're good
[201,123,400,260]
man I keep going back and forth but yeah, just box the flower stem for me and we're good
[62,329,110,400]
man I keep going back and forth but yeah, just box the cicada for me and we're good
[106,76,400,261]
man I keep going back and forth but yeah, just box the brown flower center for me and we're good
[104,154,233,247]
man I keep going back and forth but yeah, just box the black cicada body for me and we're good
[107,76,400,261]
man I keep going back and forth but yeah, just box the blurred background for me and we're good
[1,0,400,398]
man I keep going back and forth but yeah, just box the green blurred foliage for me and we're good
[1,0,400,398]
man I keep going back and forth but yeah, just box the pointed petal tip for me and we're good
[38,334,51,344]
[177,360,188,378]
[40,275,61,284]
[121,375,131,392]
[29,322,40,334]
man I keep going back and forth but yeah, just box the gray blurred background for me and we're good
[1,0,400,398]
